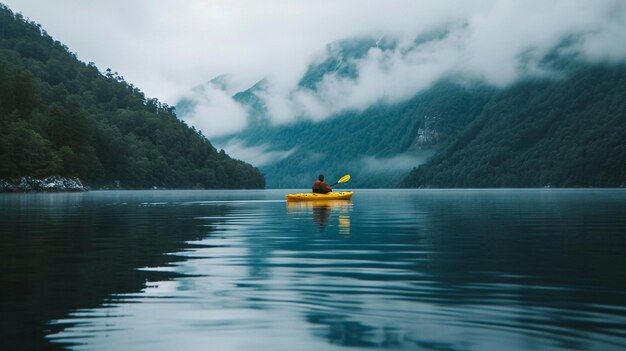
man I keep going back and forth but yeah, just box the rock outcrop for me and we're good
[0,176,87,192]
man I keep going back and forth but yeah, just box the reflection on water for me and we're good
[286,200,352,233]
[0,191,235,351]
[338,216,350,236]
[2,190,626,351]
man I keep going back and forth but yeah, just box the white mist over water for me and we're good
[217,139,298,167]
[359,152,435,174]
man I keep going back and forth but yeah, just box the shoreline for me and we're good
[0,176,87,193]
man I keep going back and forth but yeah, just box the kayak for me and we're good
[286,191,353,201]
[286,191,353,202]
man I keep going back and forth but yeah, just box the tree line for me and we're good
[401,64,626,188]
[0,5,264,189]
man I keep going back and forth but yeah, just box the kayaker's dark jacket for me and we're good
[312,180,332,194]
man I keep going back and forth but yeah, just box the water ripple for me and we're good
[4,190,626,350]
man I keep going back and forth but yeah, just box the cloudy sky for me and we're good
[4,0,626,138]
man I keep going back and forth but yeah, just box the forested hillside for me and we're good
[0,5,264,189]
[402,64,626,188]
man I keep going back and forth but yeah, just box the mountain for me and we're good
[178,37,625,189]
[401,64,626,188]
[0,5,265,189]
[200,38,494,188]
[221,81,494,188]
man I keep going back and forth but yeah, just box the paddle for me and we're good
[330,174,351,187]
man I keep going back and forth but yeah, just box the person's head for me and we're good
[318,174,324,181]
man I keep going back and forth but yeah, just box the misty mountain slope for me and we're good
[175,21,626,189]
[401,64,626,188]
[217,81,495,188]
[0,5,264,189]
[185,35,500,188]
[222,37,395,132]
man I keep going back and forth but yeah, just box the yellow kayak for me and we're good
[286,191,353,202]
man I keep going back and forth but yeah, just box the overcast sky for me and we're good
[4,0,626,138]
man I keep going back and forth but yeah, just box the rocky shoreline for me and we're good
[0,176,87,192]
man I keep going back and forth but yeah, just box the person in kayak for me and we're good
[312,174,332,194]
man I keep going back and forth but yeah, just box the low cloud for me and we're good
[251,0,626,129]
[177,0,626,137]
[359,152,435,174]
[7,0,626,138]
[216,139,297,167]
[181,78,249,138]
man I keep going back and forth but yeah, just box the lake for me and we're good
[1,189,626,351]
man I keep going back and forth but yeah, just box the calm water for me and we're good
[1,189,626,351]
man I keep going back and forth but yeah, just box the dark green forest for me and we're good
[0,5,264,189]
[402,64,626,188]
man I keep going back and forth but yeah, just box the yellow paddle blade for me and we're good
[337,174,351,184]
